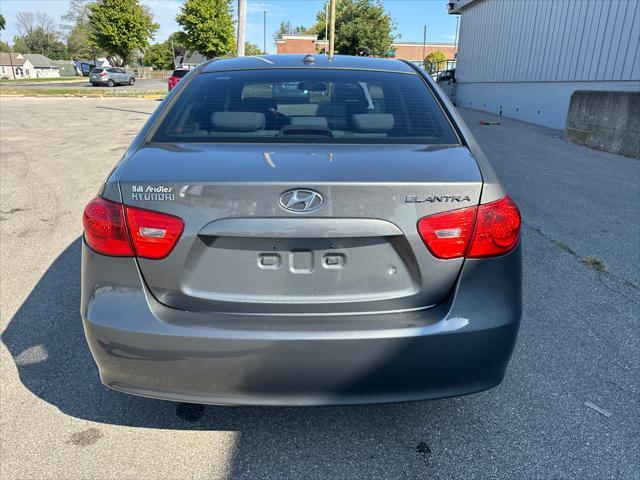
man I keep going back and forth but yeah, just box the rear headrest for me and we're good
[352,114,394,133]
[211,111,265,131]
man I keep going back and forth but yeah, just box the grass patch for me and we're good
[0,76,83,84]
[580,256,607,273]
[0,87,100,97]
[0,87,165,98]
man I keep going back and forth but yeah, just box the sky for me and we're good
[0,0,459,53]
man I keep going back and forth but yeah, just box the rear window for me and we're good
[91,68,104,73]
[172,69,188,77]
[152,69,459,144]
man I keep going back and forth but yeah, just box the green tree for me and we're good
[12,11,68,59]
[176,0,234,59]
[145,41,174,70]
[424,50,447,73]
[88,0,159,66]
[167,32,186,59]
[244,41,262,56]
[142,32,186,70]
[0,40,9,52]
[12,36,29,53]
[0,14,6,31]
[62,0,103,59]
[273,21,311,42]
[66,23,98,59]
[274,21,290,43]
[314,0,395,56]
[13,29,68,59]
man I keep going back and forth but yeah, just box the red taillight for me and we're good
[417,206,476,259]
[83,197,183,259]
[125,206,184,259]
[467,196,521,258]
[417,196,520,259]
[98,72,106,77]
[83,197,133,256]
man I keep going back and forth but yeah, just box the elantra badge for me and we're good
[405,195,471,203]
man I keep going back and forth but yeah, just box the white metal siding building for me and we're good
[449,0,640,129]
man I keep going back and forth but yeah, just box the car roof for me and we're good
[201,55,417,74]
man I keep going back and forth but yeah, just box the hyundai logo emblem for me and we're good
[279,189,323,213]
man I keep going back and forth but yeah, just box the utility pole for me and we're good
[8,47,16,80]
[237,0,246,56]
[171,39,177,69]
[324,1,329,54]
[329,0,336,58]
[422,25,427,67]
[263,10,267,54]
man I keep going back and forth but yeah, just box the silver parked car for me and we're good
[89,67,135,87]
[81,55,522,406]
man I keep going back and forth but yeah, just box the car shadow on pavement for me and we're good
[2,237,488,477]
[3,238,184,427]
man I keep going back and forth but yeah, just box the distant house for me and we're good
[21,54,61,78]
[177,52,208,69]
[50,60,78,77]
[0,52,35,79]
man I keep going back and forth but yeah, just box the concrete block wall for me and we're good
[452,81,640,130]
[565,91,640,159]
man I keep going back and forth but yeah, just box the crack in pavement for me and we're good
[525,222,640,305]
[1,207,34,214]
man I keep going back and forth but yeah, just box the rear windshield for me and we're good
[152,69,459,144]
[91,68,104,73]
[172,69,188,77]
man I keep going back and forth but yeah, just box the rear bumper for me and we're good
[81,241,522,406]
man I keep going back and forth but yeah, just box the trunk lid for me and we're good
[119,143,483,314]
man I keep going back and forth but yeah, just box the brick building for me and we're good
[391,42,456,63]
[276,35,326,54]
[276,34,455,65]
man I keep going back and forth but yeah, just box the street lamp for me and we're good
[422,25,427,69]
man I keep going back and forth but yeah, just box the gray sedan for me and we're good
[81,54,522,406]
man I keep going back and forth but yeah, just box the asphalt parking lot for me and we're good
[1,96,638,480]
